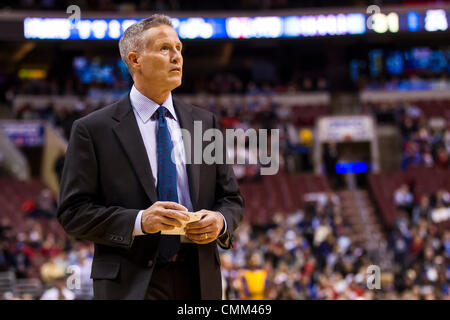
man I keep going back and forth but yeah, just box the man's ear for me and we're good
[127,51,140,73]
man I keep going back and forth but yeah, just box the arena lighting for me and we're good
[335,162,368,174]
[226,16,284,38]
[24,18,71,39]
[176,18,217,39]
[407,11,420,32]
[424,9,448,32]
[284,13,365,36]
[23,9,449,40]
[23,14,364,40]
[18,68,47,79]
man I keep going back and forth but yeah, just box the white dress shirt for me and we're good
[129,85,227,242]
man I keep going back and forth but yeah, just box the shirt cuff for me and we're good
[133,210,145,236]
[217,211,228,237]
[216,211,231,248]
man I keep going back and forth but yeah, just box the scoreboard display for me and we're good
[23,8,450,40]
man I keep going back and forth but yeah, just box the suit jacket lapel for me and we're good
[173,96,200,210]
[112,93,158,204]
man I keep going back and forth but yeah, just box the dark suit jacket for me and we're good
[57,92,244,300]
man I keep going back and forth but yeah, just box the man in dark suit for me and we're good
[57,14,244,300]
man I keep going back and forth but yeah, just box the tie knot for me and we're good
[152,106,173,121]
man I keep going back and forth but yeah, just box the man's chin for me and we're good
[169,79,182,91]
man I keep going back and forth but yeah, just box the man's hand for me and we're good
[185,210,224,244]
[141,201,189,234]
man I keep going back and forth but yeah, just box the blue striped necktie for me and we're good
[155,105,180,263]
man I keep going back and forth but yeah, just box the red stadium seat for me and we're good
[238,172,331,224]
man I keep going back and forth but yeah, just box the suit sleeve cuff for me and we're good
[133,210,145,236]
[216,211,231,248]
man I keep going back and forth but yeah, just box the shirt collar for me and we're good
[129,85,177,124]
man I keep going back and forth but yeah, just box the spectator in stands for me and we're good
[53,105,80,140]
[401,141,422,170]
[40,233,61,258]
[238,252,268,300]
[40,275,75,300]
[323,142,339,188]
[73,247,93,298]
[37,189,56,215]
[444,231,450,259]
[15,103,35,120]
[394,184,414,214]
[421,145,434,167]
[8,242,31,279]
[40,254,65,284]
[405,102,422,120]
[374,102,396,124]
[444,126,450,153]
[433,189,450,208]
[412,194,432,224]
[28,223,43,249]
[0,217,12,241]
[28,189,57,219]
[0,241,10,272]
[228,142,261,183]
[313,218,332,248]
[53,152,65,184]
[434,147,449,170]
[220,252,239,300]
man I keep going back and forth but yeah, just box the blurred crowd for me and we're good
[191,74,328,95]
[365,100,450,171]
[0,215,94,300]
[8,73,318,178]
[220,189,450,300]
[0,188,94,300]
[1,186,449,300]
[21,188,57,220]
[4,72,327,99]
[220,193,381,300]
[207,94,315,180]
[358,74,450,92]
[391,185,450,299]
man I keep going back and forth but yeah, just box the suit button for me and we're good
[147,260,153,268]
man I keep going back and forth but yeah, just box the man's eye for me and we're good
[161,46,169,51]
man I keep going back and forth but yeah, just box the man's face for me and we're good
[136,25,183,91]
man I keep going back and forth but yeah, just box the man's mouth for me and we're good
[170,68,181,72]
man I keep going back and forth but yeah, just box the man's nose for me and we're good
[171,50,182,64]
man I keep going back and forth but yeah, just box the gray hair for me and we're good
[119,14,173,74]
